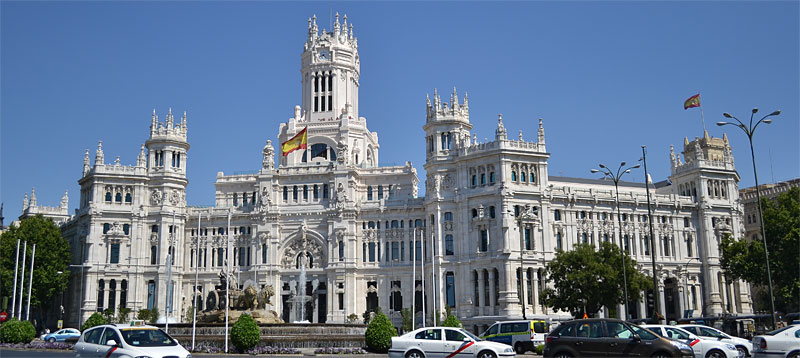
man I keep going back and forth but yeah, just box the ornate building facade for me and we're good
[46,14,753,332]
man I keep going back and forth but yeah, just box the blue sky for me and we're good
[2,1,798,221]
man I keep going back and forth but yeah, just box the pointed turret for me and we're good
[433,88,440,109]
[495,114,507,140]
[61,190,69,209]
[166,107,174,129]
[703,130,710,141]
[334,12,340,36]
[537,118,546,145]
[83,149,91,176]
[151,108,157,135]
[137,144,147,167]
[349,23,354,40]
[181,111,187,130]
[463,92,469,109]
[342,14,348,38]
[30,188,37,207]
[23,193,28,211]
[95,141,104,166]
[452,87,459,110]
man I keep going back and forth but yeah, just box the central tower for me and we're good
[280,13,378,168]
[302,13,360,122]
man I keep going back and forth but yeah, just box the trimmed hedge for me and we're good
[364,311,396,353]
[81,312,106,331]
[231,313,260,353]
[0,319,36,344]
[441,314,462,328]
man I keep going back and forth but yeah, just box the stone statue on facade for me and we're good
[263,140,274,169]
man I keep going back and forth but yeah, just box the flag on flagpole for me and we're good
[684,94,701,110]
[281,127,308,156]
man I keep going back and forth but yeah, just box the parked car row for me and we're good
[389,319,798,358]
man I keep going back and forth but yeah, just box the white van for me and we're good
[480,320,550,354]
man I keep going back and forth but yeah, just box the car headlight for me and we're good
[504,347,514,353]
[186,354,192,358]
[669,340,691,350]
[725,344,737,351]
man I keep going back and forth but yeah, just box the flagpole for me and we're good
[11,239,20,319]
[225,209,231,353]
[421,228,425,327]
[698,92,706,132]
[411,228,415,329]
[192,211,201,351]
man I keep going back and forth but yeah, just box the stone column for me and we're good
[488,269,497,315]
[531,270,539,315]
[498,263,521,317]
[477,270,486,316]
[677,284,686,319]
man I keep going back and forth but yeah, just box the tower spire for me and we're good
[537,118,546,144]
[23,193,28,211]
[61,190,69,209]
[151,108,157,135]
[30,187,37,207]
[137,144,147,167]
[495,114,507,140]
[83,149,91,175]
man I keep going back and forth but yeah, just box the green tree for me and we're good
[0,215,71,324]
[441,313,461,328]
[721,187,800,313]
[102,308,116,324]
[364,311,396,353]
[540,242,651,317]
[0,319,36,343]
[117,307,132,324]
[231,313,260,352]
[82,312,106,331]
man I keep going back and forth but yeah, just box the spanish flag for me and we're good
[281,127,308,156]
[684,94,701,110]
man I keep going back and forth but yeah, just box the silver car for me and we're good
[74,323,191,358]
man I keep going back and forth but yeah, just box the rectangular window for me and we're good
[338,241,344,262]
[378,185,384,200]
[367,186,373,200]
[368,242,376,262]
[323,184,329,199]
[283,186,288,201]
[313,185,319,199]
[554,210,561,221]
[293,186,298,200]
[524,228,532,250]
[445,235,454,256]
[687,236,693,257]
[328,95,333,111]
[338,292,344,310]
[480,230,488,252]
[110,243,120,264]
[400,241,405,261]
[446,272,455,308]
[314,97,319,112]
[391,242,399,260]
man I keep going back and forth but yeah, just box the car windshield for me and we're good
[120,328,177,347]
[628,324,659,340]
[460,329,481,341]
[533,321,549,333]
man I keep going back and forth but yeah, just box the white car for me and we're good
[751,325,800,358]
[679,324,753,357]
[644,324,742,358]
[74,322,191,358]
[389,327,516,358]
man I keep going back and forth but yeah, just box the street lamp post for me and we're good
[592,161,640,320]
[717,108,780,330]
[640,146,661,323]
[682,257,700,317]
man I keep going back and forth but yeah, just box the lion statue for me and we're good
[257,285,274,310]
[234,285,259,310]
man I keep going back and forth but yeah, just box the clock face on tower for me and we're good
[318,50,329,61]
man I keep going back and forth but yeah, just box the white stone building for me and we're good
[50,14,753,332]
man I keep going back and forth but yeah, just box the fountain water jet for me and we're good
[288,252,312,323]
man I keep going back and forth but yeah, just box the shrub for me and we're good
[101,308,116,324]
[535,344,545,355]
[117,307,131,324]
[136,308,159,324]
[81,313,106,331]
[364,311,396,353]
[230,313,260,353]
[441,313,461,328]
[0,319,36,344]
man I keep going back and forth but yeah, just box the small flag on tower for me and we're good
[684,94,701,110]
[281,127,308,156]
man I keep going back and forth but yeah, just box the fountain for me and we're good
[288,252,313,323]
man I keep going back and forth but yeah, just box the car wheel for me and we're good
[651,352,672,358]
[48,337,56,343]
[406,350,424,358]
[478,350,497,358]
[735,347,747,358]
[705,349,725,358]
[553,353,573,358]
[515,342,525,354]
[786,352,799,358]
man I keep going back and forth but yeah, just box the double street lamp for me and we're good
[592,162,640,320]
[716,108,780,330]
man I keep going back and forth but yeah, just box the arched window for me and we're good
[105,191,112,202]
[391,220,400,228]
[367,186,373,200]
[103,223,110,234]
[233,193,238,206]
[303,185,308,200]
[511,171,517,181]
[115,192,122,202]
[489,206,496,218]
[489,172,495,184]
[109,280,117,311]
[293,186,298,200]
[471,175,477,187]
[123,224,130,235]
[378,185,384,200]
[521,172,527,182]
[120,280,128,308]
[313,184,319,199]
[323,184,329,199]
[444,212,453,221]
[480,173,486,185]
[283,186,288,201]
